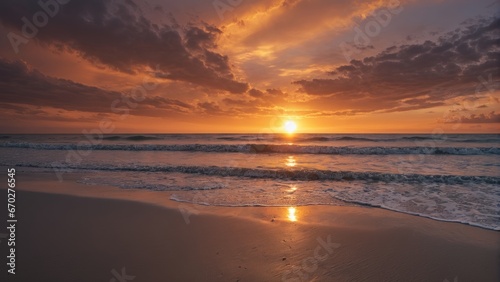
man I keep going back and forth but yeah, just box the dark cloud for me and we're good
[185,25,221,50]
[0,58,192,117]
[197,101,227,115]
[248,88,265,98]
[0,0,248,93]
[292,110,358,117]
[450,111,500,123]
[294,17,500,113]
[233,88,288,106]
[216,87,292,117]
[222,98,257,107]
[266,88,285,95]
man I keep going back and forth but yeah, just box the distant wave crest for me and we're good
[100,135,161,141]
[9,162,500,185]
[1,142,499,155]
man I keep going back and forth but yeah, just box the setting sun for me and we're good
[284,120,297,134]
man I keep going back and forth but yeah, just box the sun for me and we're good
[284,120,297,134]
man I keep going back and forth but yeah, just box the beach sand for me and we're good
[0,171,499,281]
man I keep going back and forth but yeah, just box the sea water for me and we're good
[0,133,498,230]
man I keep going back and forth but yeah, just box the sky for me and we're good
[0,0,498,133]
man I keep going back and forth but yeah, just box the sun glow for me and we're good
[285,156,296,167]
[287,207,297,222]
[284,120,297,134]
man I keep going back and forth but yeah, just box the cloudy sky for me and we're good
[0,0,498,133]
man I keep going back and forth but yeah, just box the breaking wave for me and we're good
[1,142,499,155]
[7,162,500,185]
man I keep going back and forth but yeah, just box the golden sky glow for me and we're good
[0,0,498,133]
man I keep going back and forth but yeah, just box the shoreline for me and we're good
[10,169,500,231]
[0,170,499,281]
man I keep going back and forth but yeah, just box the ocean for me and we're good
[0,133,499,230]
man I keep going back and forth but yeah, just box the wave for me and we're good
[2,142,499,155]
[455,138,500,143]
[217,137,242,141]
[10,162,500,185]
[215,136,377,142]
[325,191,500,231]
[215,135,500,143]
[333,136,378,142]
[100,135,161,141]
[124,135,160,141]
[299,136,438,142]
[299,137,331,142]
[400,136,500,143]
[401,136,443,141]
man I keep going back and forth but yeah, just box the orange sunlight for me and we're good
[287,207,297,222]
[284,120,297,134]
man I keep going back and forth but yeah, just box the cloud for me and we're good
[0,58,193,117]
[449,111,500,123]
[0,0,248,93]
[238,0,394,47]
[266,88,284,95]
[0,57,292,121]
[293,17,500,113]
[197,101,223,115]
[248,88,265,98]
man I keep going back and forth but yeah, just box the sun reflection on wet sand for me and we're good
[287,207,297,222]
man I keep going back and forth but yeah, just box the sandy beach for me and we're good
[0,171,498,282]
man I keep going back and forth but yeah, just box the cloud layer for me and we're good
[0,58,192,117]
[294,17,499,113]
[451,111,500,124]
[0,0,248,93]
[0,0,498,132]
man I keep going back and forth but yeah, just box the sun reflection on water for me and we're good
[287,185,297,193]
[285,156,296,167]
